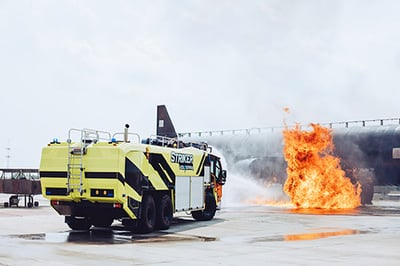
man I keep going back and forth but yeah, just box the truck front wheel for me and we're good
[156,194,173,230]
[138,194,156,233]
[65,216,92,230]
[191,192,217,221]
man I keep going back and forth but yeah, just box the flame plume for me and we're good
[283,124,361,209]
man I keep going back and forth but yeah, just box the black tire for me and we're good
[4,202,8,208]
[191,192,217,221]
[138,194,156,233]
[92,216,114,228]
[65,216,92,230]
[9,195,19,207]
[156,194,173,230]
[27,202,33,208]
[34,201,39,207]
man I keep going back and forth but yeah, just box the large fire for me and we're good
[283,123,361,209]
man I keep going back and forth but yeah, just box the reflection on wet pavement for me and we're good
[13,227,369,245]
[7,204,400,246]
[1,202,400,265]
[12,229,217,245]
[283,229,363,241]
[248,228,370,243]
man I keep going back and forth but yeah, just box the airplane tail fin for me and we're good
[157,105,178,138]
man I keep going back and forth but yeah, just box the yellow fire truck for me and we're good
[39,106,226,233]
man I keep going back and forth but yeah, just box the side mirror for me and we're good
[218,170,227,185]
[221,170,227,179]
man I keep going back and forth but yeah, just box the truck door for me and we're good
[209,156,226,202]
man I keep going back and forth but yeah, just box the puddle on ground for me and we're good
[283,229,363,241]
[8,217,219,245]
[13,227,367,244]
[11,230,217,245]
[250,228,370,242]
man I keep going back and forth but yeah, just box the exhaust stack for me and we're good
[124,124,130,142]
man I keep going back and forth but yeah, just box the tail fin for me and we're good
[157,105,178,138]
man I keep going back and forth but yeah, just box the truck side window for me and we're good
[215,160,221,178]
[210,159,215,175]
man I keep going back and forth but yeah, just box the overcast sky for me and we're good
[1,0,400,167]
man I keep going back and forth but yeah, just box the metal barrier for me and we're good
[178,118,400,138]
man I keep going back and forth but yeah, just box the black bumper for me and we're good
[51,200,126,219]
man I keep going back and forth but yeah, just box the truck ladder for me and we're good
[66,128,112,195]
[67,141,85,195]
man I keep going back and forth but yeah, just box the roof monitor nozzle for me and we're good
[124,124,130,142]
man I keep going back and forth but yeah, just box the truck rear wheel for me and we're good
[65,216,92,230]
[156,194,173,230]
[191,192,217,221]
[138,194,156,233]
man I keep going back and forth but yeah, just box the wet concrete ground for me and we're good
[0,195,400,265]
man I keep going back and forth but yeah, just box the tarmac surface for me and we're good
[0,194,400,265]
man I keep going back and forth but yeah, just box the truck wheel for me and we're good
[65,216,92,230]
[139,194,156,233]
[156,194,173,230]
[9,195,19,207]
[191,192,217,221]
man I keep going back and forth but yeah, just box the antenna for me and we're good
[5,146,10,168]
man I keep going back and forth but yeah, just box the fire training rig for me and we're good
[40,109,227,233]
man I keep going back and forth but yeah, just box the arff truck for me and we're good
[39,105,227,233]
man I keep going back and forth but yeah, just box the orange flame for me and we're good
[283,123,361,209]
